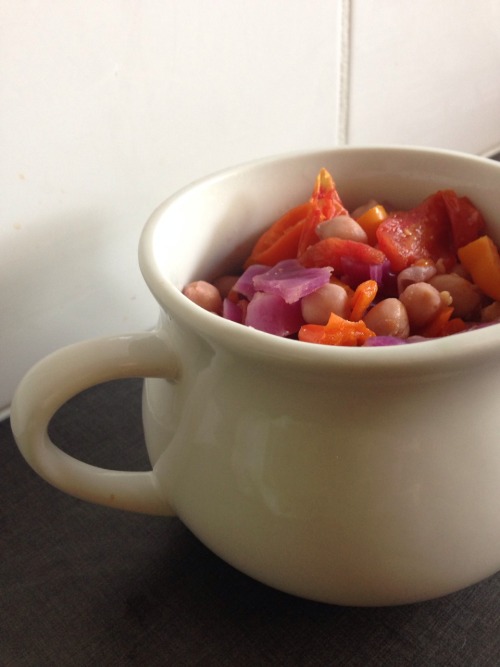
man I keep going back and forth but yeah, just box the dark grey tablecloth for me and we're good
[1,378,499,666]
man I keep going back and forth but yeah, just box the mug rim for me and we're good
[139,145,500,376]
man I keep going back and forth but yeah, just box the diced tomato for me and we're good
[300,237,386,274]
[297,168,349,255]
[312,167,349,220]
[440,189,486,250]
[375,193,455,273]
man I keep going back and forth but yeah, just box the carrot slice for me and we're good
[419,306,466,338]
[349,280,378,321]
[244,202,311,268]
[297,206,323,258]
[442,317,467,336]
[297,323,327,344]
[457,235,500,301]
[298,312,375,347]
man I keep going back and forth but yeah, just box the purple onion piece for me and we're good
[252,259,332,304]
[363,336,408,347]
[223,298,244,324]
[378,266,399,298]
[233,264,269,300]
[339,256,369,288]
[245,292,304,336]
[340,257,395,294]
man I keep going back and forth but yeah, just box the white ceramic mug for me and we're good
[11,146,500,606]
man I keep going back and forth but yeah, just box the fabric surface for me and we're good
[1,378,499,667]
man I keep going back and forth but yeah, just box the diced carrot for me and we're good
[297,323,326,344]
[349,280,378,321]
[419,306,466,338]
[419,306,453,337]
[356,205,388,246]
[442,317,467,336]
[457,235,500,301]
[297,206,323,257]
[244,202,311,268]
[298,312,375,347]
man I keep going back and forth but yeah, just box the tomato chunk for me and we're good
[300,237,386,273]
[244,202,312,268]
[297,168,349,255]
[440,189,486,250]
[376,193,455,273]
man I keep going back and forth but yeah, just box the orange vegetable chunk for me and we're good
[244,202,311,268]
[458,235,500,301]
[356,205,388,246]
[349,280,378,321]
[298,312,375,347]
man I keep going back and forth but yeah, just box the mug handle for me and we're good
[10,331,179,516]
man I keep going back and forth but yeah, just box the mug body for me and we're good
[138,146,500,605]
[142,316,500,606]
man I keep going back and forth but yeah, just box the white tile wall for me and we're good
[1,0,500,416]
[0,0,341,416]
[348,0,500,154]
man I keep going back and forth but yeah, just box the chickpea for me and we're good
[429,273,481,320]
[301,283,349,324]
[183,280,223,314]
[316,215,368,244]
[399,282,442,328]
[363,298,410,338]
[397,264,437,295]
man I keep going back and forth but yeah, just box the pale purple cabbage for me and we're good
[232,264,268,300]
[251,259,332,304]
[245,292,304,336]
[223,252,500,345]
[363,336,408,347]
[223,298,244,324]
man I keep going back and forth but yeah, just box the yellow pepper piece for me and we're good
[356,204,388,246]
[458,235,500,301]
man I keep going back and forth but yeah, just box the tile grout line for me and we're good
[336,0,352,146]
